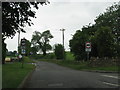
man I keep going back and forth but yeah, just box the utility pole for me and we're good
[60,28,65,60]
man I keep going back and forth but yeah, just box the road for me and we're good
[23,61,119,88]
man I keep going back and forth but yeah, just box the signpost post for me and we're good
[20,38,26,68]
[85,42,91,60]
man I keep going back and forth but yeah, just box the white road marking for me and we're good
[102,81,120,87]
[101,75,119,79]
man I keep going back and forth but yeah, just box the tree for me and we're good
[25,39,31,56]
[2,1,49,64]
[31,30,53,56]
[69,2,120,60]
[95,26,115,58]
[94,2,120,57]
[30,46,38,55]
[2,2,48,38]
[54,44,65,59]
[69,30,88,61]
[82,24,98,57]
[95,2,120,38]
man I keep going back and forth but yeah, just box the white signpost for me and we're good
[85,42,91,60]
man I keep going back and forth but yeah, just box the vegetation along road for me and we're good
[23,61,119,88]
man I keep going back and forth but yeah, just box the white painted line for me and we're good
[101,75,119,79]
[102,82,120,87]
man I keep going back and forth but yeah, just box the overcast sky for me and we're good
[5,0,118,52]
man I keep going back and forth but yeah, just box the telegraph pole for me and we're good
[60,28,65,60]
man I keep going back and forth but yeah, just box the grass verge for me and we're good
[2,57,35,88]
[38,59,119,72]
[23,56,35,63]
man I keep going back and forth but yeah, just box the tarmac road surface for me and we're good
[23,61,119,88]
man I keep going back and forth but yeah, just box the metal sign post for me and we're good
[85,42,91,60]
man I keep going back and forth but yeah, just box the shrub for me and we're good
[54,44,65,59]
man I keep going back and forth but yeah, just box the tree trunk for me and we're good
[43,50,46,56]
[2,38,6,64]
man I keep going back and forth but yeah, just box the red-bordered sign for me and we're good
[85,42,91,48]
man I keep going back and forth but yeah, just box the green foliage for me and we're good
[25,40,31,56]
[31,30,53,56]
[69,2,120,60]
[38,59,118,71]
[95,2,120,40]
[2,2,48,64]
[2,2,47,38]
[95,26,115,57]
[30,53,56,60]
[54,44,65,59]
[69,30,88,61]
[6,51,17,57]
[30,46,38,55]
[94,2,120,57]
[65,52,75,61]
[23,56,35,63]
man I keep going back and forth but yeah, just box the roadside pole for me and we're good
[60,29,65,60]
[87,52,89,61]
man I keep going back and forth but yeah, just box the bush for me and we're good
[54,44,65,59]
[65,52,75,61]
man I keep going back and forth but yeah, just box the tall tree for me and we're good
[95,26,115,58]
[69,2,120,60]
[2,2,48,38]
[94,2,120,56]
[25,39,31,56]
[31,30,53,56]
[69,30,88,61]
[2,1,49,64]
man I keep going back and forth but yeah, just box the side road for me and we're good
[22,61,119,88]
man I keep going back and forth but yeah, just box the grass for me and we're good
[38,59,119,71]
[23,56,35,63]
[65,52,75,61]
[2,57,35,88]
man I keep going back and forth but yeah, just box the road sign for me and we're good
[21,38,26,55]
[21,49,26,54]
[86,42,91,48]
[85,42,91,60]
[85,42,91,52]
[85,48,91,52]
[21,38,26,46]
